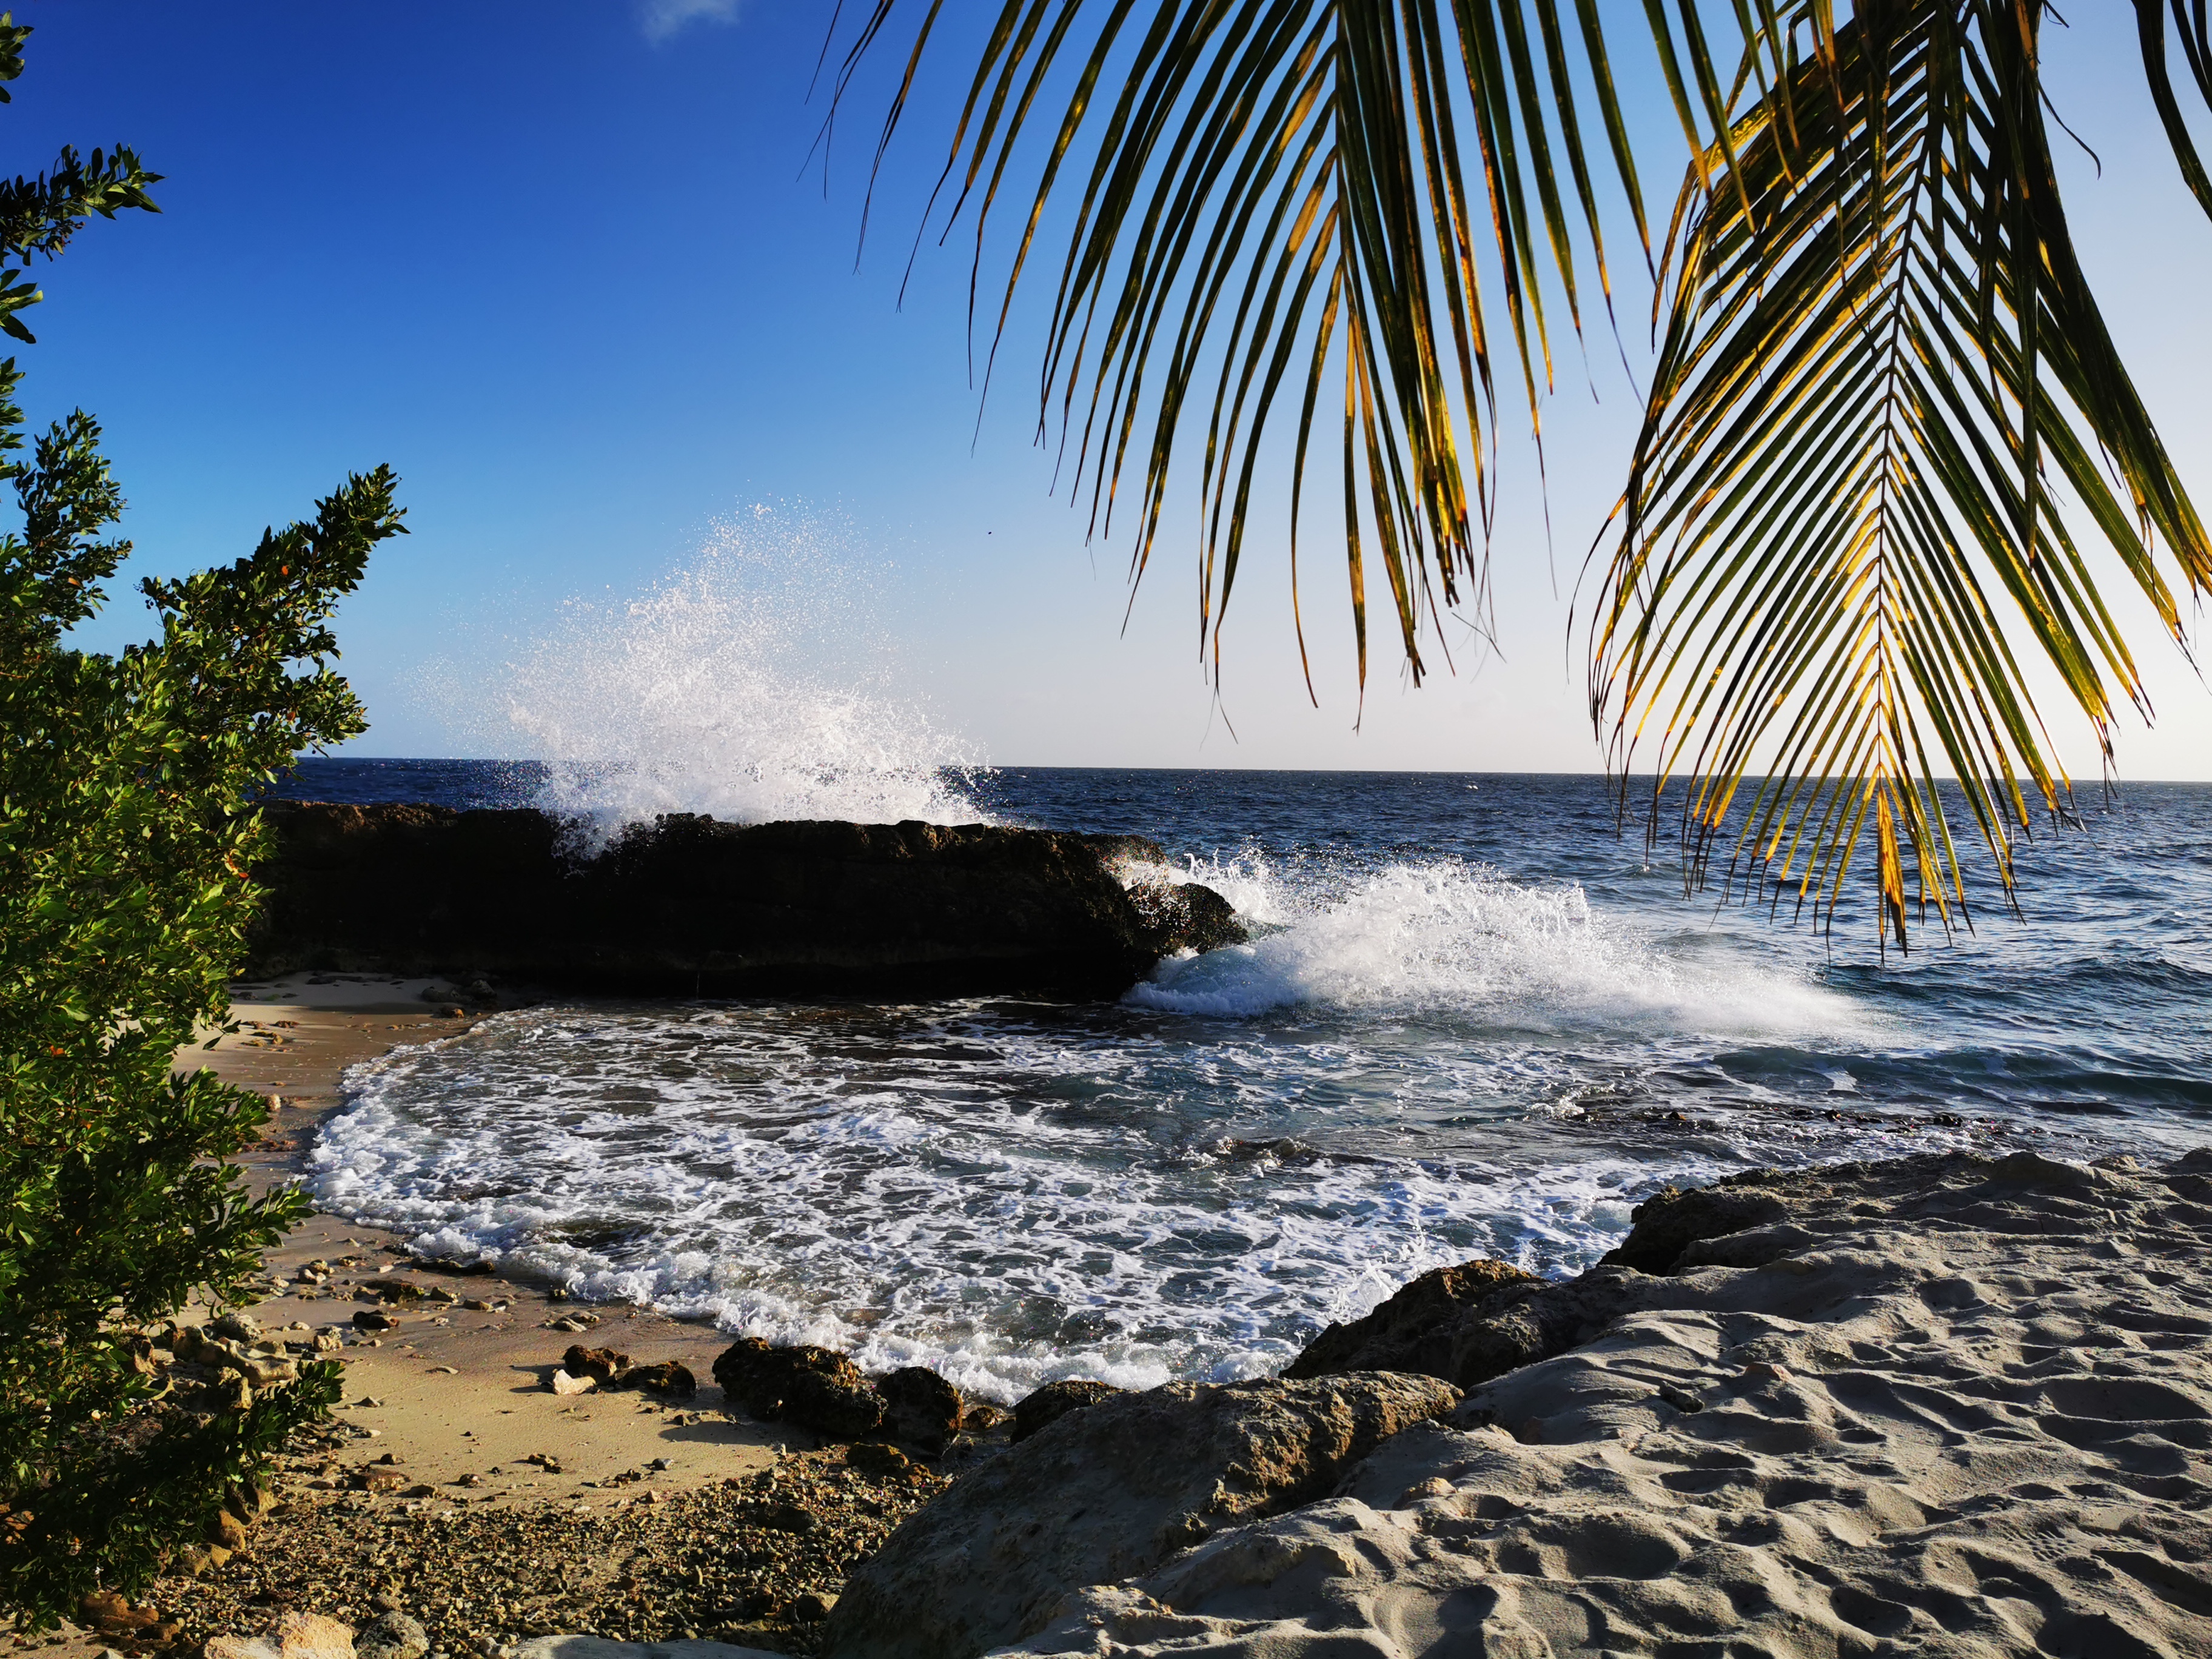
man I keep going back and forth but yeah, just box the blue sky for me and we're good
[17,2,2212,777]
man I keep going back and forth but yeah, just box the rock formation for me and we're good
[249,803,1247,997]
[823,1372,1458,1659]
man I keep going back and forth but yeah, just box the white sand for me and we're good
[1009,1150,2212,1657]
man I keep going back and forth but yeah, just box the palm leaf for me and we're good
[1589,0,2212,951]
[833,0,1712,697]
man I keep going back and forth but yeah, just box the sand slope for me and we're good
[1010,1150,2212,1657]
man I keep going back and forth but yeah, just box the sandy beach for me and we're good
[49,976,2212,1659]
[55,979,939,1659]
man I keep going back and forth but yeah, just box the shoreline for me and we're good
[61,977,927,1659]
[53,974,2212,1659]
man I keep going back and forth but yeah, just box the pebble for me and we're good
[145,1444,939,1657]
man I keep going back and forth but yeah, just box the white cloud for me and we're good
[638,0,742,44]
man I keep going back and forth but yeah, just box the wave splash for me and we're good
[500,507,987,844]
[1130,857,1868,1036]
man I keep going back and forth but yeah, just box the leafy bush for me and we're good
[0,13,404,1627]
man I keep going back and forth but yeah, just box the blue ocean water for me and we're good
[283,759,2212,1399]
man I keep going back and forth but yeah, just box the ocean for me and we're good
[278,758,2212,1402]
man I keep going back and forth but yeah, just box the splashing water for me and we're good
[499,508,987,843]
[1127,857,1875,1035]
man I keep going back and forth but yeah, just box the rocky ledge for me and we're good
[248,803,1245,997]
[820,1148,2212,1658]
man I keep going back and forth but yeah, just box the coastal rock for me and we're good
[1122,881,1248,958]
[876,1366,963,1454]
[1000,1151,2212,1659]
[549,1369,596,1396]
[711,1338,885,1440]
[1010,1379,1124,1443]
[1281,1258,1535,1381]
[1598,1180,1791,1274]
[1278,1253,1639,1396]
[250,805,1247,998]
[823,1371,1458,1659]
[618,1359,697,1399]
[561,1345,630,1384]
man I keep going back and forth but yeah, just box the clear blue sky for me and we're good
[18,2,2212,777]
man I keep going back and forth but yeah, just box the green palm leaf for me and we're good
[839,1,2212,948]
[836,0,1692,694]
[1590,1,2212,950]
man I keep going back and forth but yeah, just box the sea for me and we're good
[275,756,2212,1403]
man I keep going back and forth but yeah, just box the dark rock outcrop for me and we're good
[616,1359,697,1398]
[1284,1258,1645,1396]
[1599,1181,1791,1274]
[877,1366,964,1455]
[712,1338,886,1441]
[1010,1378,1125,1443]
[249,803,1247,997]
[823,1372,1459,1659]
[1281,1258,1535,1381]
[560,1344,629,1384]
[1124,880,1248,957]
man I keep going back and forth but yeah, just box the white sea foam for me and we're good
[1128,857,1871,1038]
[496,506,987,843]
[312,948,1923,1401]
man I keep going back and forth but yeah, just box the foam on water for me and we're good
[309,855,1937,1399]
[1128,856,1872,1038]
[496,507,986,843]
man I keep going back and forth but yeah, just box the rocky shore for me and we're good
[74,974,2211,1659]
[247,806,1244,997]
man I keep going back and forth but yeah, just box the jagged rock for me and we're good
[846,1441,921,1480]
[1124,881,1248,957]
[354,1612,428,1659]
[561,1344,630,1384]
[210,1312,264,1343]
[877,1366,962,1454]
[1011,1379,1124,1443]
[1281,1259,1536,1381]
[549,1369,596,1396]
[250,805,1246,997]
[352,1310,398,1332]
[1599,1181,1791,1274]
[711,1338,884,1439]
[825,1372,1458,1659]
[618,1359,697,1398]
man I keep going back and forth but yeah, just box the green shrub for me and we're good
[0,13,404,1627]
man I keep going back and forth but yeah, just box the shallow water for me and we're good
[291,763,2212,1399]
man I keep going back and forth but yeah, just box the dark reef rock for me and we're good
[712,1338,887,1441]
[1281,1255,1643,1396]
[1598,1182,1791,1275]
[877,1365,965,1455]
[1281,1258,1536,1382]
[249,803,1248,997]
[1010,1378,1126,1443]
[1124,879,1248,957]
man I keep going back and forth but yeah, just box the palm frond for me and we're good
[1590,0,2212,952]
[2136,0,2212,218]
[836,0,1695,696]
